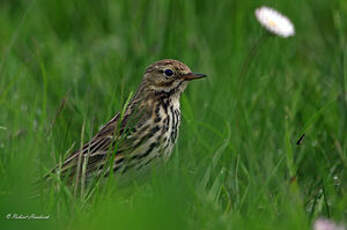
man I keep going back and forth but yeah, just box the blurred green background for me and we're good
[0,0,346,229]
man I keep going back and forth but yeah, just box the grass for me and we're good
[0,0,346,229]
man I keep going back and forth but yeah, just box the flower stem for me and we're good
[239,32,270,83]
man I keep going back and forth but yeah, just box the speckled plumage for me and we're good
[52,59,206,181]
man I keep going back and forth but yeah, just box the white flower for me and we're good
[314,218,345,230]
[255,6,295,38]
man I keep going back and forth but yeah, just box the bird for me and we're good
[49,59,207,183]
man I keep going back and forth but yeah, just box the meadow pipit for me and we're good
[51,59,207,181]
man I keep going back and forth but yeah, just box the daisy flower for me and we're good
[314,218,345,230]
[255,6,295,38]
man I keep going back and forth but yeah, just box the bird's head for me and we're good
[142,59,207,97]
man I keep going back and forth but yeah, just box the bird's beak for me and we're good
[181,72,207,81]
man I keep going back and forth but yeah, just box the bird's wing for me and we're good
[48,100,152,181]
[51,112,123,179]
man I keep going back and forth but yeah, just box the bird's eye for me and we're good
[164,69,174,77]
